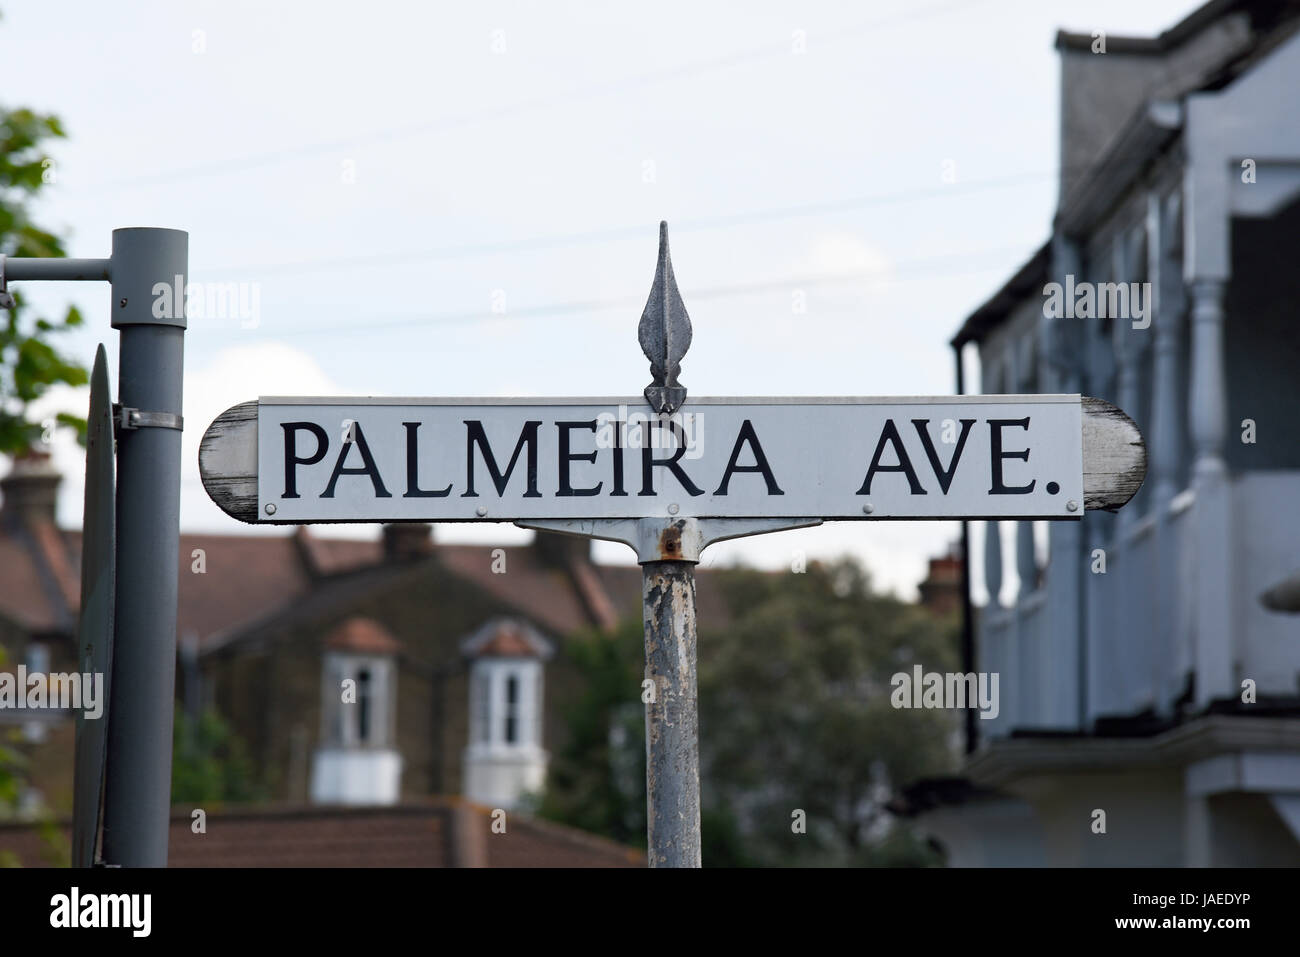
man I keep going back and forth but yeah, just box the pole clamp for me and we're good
[0,255,14,310]
[112,403,183,433]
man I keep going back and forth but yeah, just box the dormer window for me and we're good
[465,659,540,750]
[461,619,554,808]
[322,653,393,749]
[311,617,404,805]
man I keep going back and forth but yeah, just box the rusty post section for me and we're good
[641,550,702,868]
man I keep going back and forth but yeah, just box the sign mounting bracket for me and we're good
[516,516,823,564]
[112,402,184,434]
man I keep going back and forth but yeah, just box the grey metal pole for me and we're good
[517,515,818,868]
[101,227,188,868]
[641,556,702,868]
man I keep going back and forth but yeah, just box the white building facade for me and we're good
[918,0,1300,867]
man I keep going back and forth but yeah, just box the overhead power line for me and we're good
[187,241,1036,340]
[195,170,1057,278]
[72,0,991,194]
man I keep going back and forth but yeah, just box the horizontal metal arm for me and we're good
[3,256,112,282]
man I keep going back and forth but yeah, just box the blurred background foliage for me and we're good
[0,83,86,866]
[541,556,959,866]
[0,101,89,456]
[172,707,267,806]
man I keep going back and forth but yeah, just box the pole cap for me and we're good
[110,227,189,329]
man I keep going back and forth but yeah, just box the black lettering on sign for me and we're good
[714,419,783,496]
[403,422,452,498]
[857,419,924,495]
[639,419,704,497]
[610,416,627,497]
[322,422,391,498]
[282,422,329,499]
[463,420,542,498]
[912,418,975,494]
[988,417,1035,494]
[557,420,603,497]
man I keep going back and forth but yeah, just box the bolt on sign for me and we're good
[199,222,1146,867]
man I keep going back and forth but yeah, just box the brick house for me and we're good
[0,450,723,832]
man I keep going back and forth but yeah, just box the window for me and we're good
[467,660,543,751]
[25,642,49,674]
[471,672,490,745]
[320,654,393,749]
[356,668,372,743]
[533,670,543,746]
[504,674,519,744]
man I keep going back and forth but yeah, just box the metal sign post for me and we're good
[101,228,188,868]
[199,222,1147,867]
[3,227,188,868]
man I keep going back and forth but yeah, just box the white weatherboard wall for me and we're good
[310,749,402,806]
[1233,473,1300,694]
[916,8,1300,870]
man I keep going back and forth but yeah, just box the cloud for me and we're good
[794,232,894,282]
[180,342,347,532]
[17,383,92,530]
[11,342,345,533]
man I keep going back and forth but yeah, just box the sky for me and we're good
[3,0,1200,599]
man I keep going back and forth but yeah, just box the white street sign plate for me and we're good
[237,395,1089,523]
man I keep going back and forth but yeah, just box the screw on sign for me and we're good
[199,222,1146,867]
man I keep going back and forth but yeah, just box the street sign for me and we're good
[197,221,1147,868]
[73,344,115,868]
[199,393,1142,524]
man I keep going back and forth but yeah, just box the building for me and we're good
[909,0,1300,866]
[917,543,964,618]
[0,447,734,840]
[0,801,644,868]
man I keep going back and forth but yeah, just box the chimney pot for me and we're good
[382,523,433,561]
[1,449,61,530]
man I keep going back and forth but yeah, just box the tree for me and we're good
[171,708,266,805]
[0,643,29,831]
[0,69,90,859]
[699,558,958,866]
[537,622,647,848]
[540,556,960,866]
[0,101,88,456]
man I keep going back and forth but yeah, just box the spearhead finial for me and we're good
[638,221,692,414]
